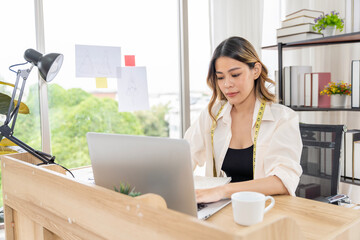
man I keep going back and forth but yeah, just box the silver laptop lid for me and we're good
[87,132,197,217]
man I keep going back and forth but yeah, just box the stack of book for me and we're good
[277,9,324,43]
[343,130,360,181]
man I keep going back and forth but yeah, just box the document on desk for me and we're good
[194,176,231,189]
[67,166,95,184]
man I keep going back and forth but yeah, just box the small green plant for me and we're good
[114,182,141,197]
[313,11,344,33]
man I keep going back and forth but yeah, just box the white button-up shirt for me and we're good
[184,98,303,196]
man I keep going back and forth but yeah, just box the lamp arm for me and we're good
[10,69,31,132]
[0,125,53,164]
[4,66,33,128]
[4,70,21,125]
[0,64,54,164]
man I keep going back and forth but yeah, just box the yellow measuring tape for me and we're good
[211,104,225,177]
[211,99,266,178]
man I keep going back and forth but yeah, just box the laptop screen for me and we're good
[87,132,198,217]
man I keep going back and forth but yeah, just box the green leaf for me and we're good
[0,93,12,115]
[114,182,141,197]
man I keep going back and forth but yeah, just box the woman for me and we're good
[184,36,302,203]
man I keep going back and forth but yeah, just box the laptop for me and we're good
[86,132,231,220]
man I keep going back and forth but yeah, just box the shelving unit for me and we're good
[262,31,360,111]
[292,107,360,111]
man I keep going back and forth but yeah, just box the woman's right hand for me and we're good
[195,186,225,203]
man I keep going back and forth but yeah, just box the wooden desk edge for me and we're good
[1,153,305,240]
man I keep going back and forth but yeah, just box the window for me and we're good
[42,0,181,168]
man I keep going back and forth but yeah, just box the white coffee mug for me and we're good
[231,191,275,226]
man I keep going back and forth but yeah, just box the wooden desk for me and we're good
[208,195,360,240]
[1,153,360,240]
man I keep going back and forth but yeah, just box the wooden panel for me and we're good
[208,195,360,240]
[41,164,66,175]
[1,153,299,240]
[275,196,360,239]
[4,152,44,165]
[4,205,14,239]
[13,210,37,240]
[3,153,360,239]
[2,153,66,175]
[42,228,62,240]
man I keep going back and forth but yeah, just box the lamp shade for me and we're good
[24,49,64,82]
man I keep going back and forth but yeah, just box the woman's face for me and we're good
[215,56,260,106]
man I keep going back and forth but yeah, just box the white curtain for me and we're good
[209,0,264,57]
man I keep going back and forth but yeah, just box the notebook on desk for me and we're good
[86,132,231,220]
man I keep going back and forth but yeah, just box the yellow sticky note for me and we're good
[96,77,108,88]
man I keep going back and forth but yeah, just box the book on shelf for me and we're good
[304,73,312,107]
[277,32,323,43]
[283,67,291,106]
[351,60,360,108]
[274,70,280,103]
[311,72,331,108]
[296,66,312,106]
[277,23,316,37]
[344,130,360,179]
[281,15,316,28]
[354,140,360,180]
[285,9,324,19]
[285,66,312,106]
[340,131,345,178]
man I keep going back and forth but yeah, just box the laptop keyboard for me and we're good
[197,203,208,211]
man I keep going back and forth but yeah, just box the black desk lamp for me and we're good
[0,49,63,164]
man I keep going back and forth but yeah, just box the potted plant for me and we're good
[320,81,351,108]
[114,182,141,197]
[313,11,344,37]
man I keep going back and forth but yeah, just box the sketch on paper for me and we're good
[117,66,149,112]
[75,44,121,78]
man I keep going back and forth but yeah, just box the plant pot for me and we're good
[323,26,336,37]
[330,94,347,108]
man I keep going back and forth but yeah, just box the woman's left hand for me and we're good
[195,186,226,203]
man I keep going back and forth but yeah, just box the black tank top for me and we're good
[221,145,254,182]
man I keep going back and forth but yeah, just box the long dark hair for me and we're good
[207,36,275,121]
